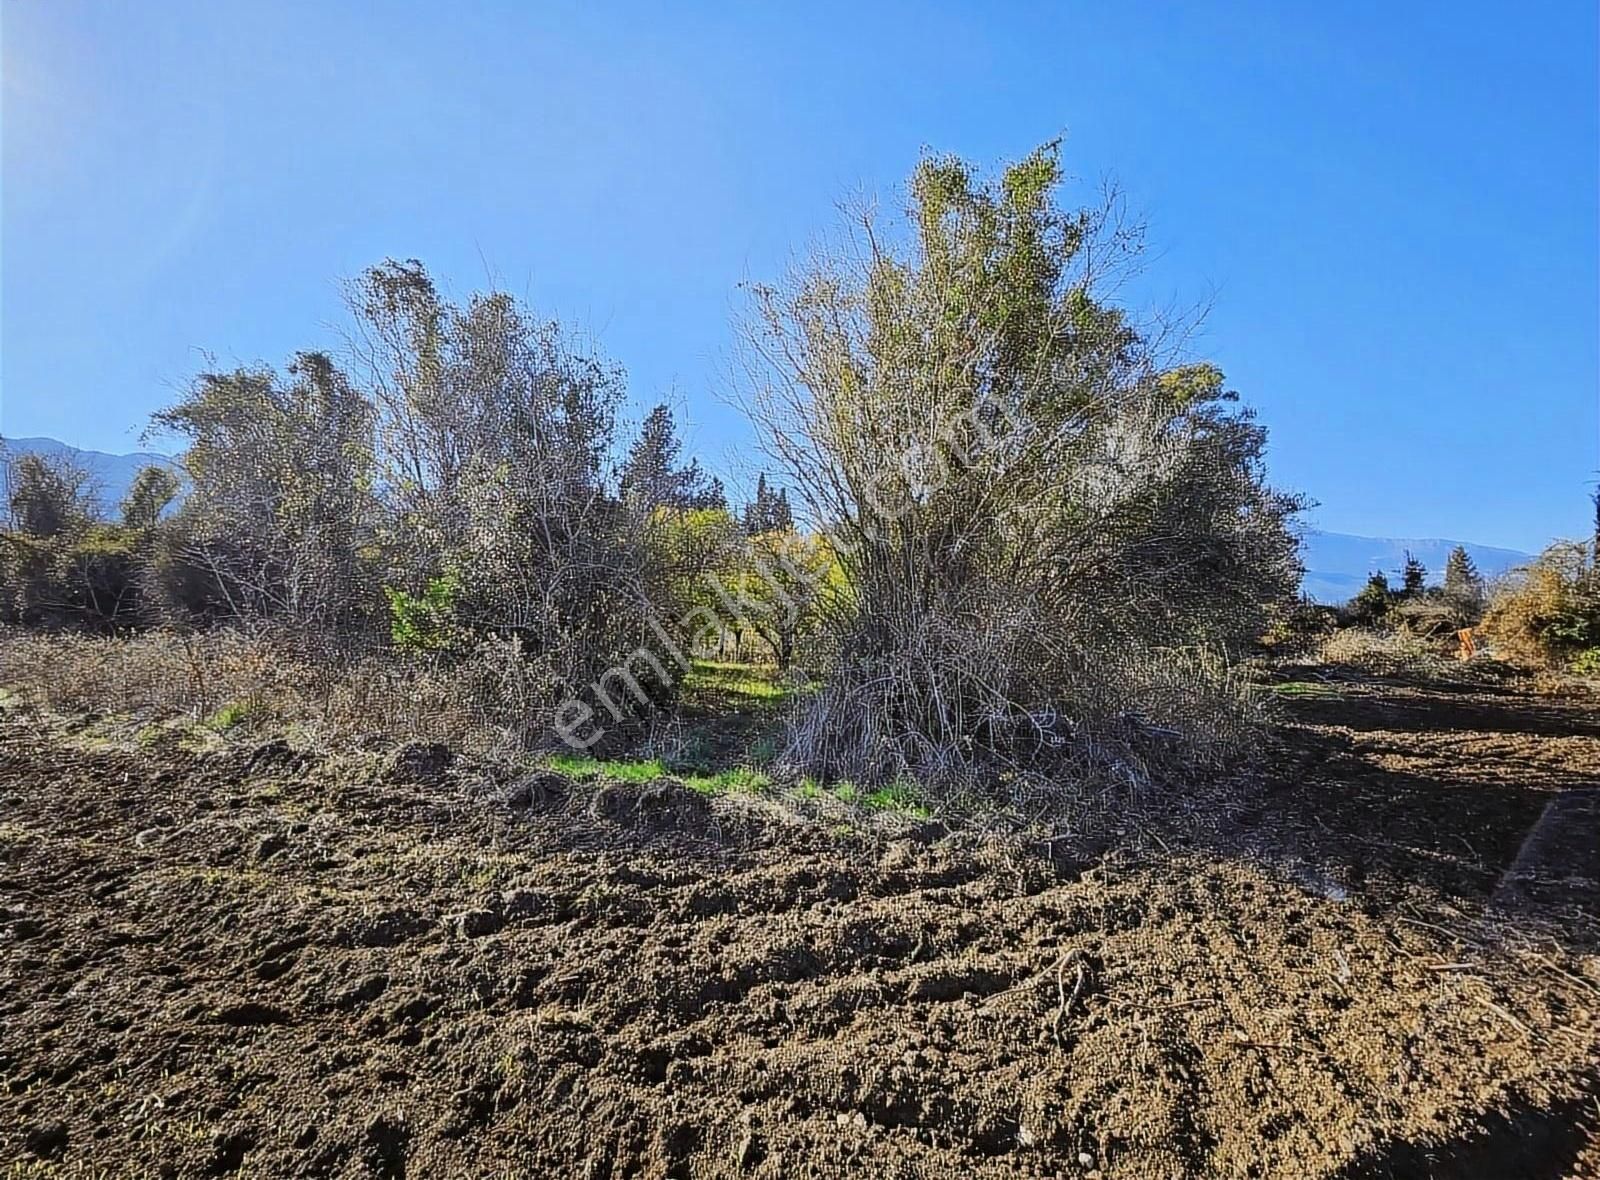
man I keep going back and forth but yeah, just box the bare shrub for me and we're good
[1310,627,1453,677]
[320,635,560,759]
[349,261,677,702]
[149,353,380,634]
[740,145,1302,793]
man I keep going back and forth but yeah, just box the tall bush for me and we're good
[150,352,378,633]
[741,145,1303,790]
[349,260,676,704]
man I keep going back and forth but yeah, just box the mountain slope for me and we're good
[1300,529,1531,604]
[0,436,178,516]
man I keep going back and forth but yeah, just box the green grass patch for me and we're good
[544,753,771,796]
[680,766,771,794]
[862,781,930,817]
[546,754,668,782]
[1271,681,1340,698]
[790,776,929,817]
[682,660,791,704]
[543,752,922,814]
[204,700,253,731]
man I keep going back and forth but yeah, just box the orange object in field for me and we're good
[1457,628,1477,660]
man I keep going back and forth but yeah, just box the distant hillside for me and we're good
[1,436,179,516]
[1300,529,1531,604]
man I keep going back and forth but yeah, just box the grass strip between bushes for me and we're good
[542,752,929,816]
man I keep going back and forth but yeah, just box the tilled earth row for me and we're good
[1,675,1597,1178]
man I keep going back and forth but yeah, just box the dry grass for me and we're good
[0,627,305,720]
[0,626,558,760]
[1310,627,1451,675]
[1304,627,1525,691]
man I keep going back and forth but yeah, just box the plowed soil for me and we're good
[2,671,1598,1178]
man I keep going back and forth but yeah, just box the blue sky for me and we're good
[3,0,1595,552]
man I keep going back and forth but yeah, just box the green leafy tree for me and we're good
[385,572,462,651]
[733,529,835,670]
[121,465,183,530]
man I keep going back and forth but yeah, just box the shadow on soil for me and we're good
[1195,676,1600,953]
[1288,686,1600,740]
[1333,1081,1600,1179]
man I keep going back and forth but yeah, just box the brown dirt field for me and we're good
[2,672,1598,1178]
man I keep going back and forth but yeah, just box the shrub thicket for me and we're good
[3,151,1340,793]
[1480,541,1600,670]
[740,144,1303,792]
[2,263,724,734]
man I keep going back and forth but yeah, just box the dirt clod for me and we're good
[449,907,502,938]
[384,741,453,786]
[24,1120,68,1159]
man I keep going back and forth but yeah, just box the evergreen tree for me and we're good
[619,405,679,508]
[743,475,766,533]
[1443,545,1482,601]
[1398,550,1427,597]
[1348,571,1392,623]
[619,404,724,510]
[742,473,794,534]
[695,475,728,512]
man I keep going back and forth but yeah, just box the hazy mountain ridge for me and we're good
[1299,529,1531,604]
[0,437,1534,602]
[1,436,179,516]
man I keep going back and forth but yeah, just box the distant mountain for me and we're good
[0,436,179,516]
[1300,529,1531,604]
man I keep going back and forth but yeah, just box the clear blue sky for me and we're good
[3,1,1596,552]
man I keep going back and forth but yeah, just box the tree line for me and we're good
[1338,526,1600,673]
[2,145,1324,793]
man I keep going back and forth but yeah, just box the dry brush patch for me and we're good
[0,627,564,761]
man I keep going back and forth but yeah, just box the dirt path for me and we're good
[1,674,1597,1178]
